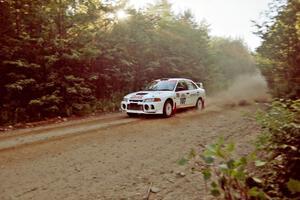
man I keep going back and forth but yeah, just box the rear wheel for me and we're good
[196,98,204,110]
[163,100,173,117]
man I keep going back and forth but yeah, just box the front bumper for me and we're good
[120,101,164,114]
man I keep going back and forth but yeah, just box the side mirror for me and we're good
[196,82,203,88]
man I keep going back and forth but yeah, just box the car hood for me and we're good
[125,91,174,100]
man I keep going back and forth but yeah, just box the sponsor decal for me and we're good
[180,97,186,104]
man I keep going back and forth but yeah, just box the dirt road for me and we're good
[0,103,264,200]
[0,74,269,200]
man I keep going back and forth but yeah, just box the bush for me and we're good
[256,99,300,198]
[199,138,267,200]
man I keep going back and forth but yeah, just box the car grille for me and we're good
[129,100,143,103]
[127,103,143,111]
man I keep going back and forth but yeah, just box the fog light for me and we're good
[144,104,149,110]
[122,104,126,109]
[151,105,155,109]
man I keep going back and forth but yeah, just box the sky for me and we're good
[128,0,273,51]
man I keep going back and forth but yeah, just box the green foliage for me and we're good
[209,37,257,91]
[256,99,300,198]
[93,92,123,113]
[287,179,300,194]
[255,0,300,99]
[200,138,268,200]
[177,157,189,166]
[0,0,108,124]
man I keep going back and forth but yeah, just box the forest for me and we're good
[0,0,257,125]
[0,0,299,199]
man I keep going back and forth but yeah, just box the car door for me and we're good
[175,81,190,108]
[186,80,200,106]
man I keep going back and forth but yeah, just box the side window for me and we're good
[176,81,188,91]
[187,81,197,90]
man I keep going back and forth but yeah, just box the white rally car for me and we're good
[121,78,205,117]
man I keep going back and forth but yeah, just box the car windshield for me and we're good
[145,80,177,91]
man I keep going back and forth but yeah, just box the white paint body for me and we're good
[120,78,206,116]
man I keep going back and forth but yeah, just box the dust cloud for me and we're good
[206,74,270,110]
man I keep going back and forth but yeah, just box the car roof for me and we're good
[155,78,193,82]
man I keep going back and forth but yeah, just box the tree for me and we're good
[0,0,115,123]
[255,0,300,99]
[210,37,256,91]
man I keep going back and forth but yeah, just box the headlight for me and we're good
[144,98,161,102]
[123,98,128,102]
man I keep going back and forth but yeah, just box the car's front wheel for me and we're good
[163,100,173,117]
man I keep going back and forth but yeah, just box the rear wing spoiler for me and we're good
[195,82,204,89]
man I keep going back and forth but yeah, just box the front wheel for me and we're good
[163,100,173,118]
[196,98,205,110]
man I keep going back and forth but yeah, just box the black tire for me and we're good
[196,98,204,110]
[127,112,138,117]
[163,100,173,118]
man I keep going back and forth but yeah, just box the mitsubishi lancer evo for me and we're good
[121,78,205,117]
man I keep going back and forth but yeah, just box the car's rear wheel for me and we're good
[127,112,138,117]
[163,100,173,117]
[196,98,204,110]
